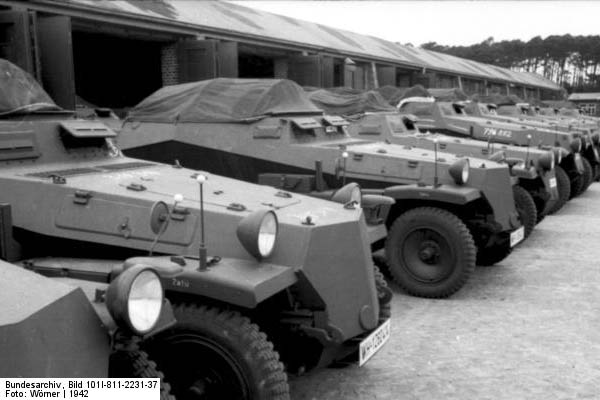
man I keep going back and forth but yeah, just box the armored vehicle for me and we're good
[468,101,600,188]
[0,60,390,399]
[119,78,526,299]
[306,88,559,226]
[0,234,175,397]
[398,96,593,198]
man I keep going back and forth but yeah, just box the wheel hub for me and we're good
[418,240,441,264]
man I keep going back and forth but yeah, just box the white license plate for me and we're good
[359,319,391,366]
[510,226,525,247]
[549,177,557,188]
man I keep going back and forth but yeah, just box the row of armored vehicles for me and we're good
[2,58,596,399]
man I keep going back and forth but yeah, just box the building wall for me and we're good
[572,100,600,116]
[161,42,179,86]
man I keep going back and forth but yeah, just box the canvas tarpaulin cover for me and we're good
[127,78,322,123]
[0,58,59,115]
[375,85,432,106]
[471,93,523,105]
[305,87,396,116]
[542,100,577,109]
[427,88,469,102]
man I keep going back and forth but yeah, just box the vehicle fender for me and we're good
[510,165,537,180]
[123,256,298,309]
[377,184,482,205]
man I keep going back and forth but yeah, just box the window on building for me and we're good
[579,103,597,115]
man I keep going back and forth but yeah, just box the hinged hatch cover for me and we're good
[59,121,117,138]
[322,115,349,127]
[290,117,322,130]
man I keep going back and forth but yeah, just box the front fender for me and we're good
[124,256,298,309]
[510,165,538,180]
[372,184,482,205]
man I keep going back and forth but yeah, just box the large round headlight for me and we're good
[106,266,164,335]
[538,151,554,171]
[331,182,361,207]
[237,210,278,259]
[449,158,469,185]
[570,138,582,153]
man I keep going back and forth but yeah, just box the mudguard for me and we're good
[123,256,298,308]
[510,165,537,180]
[365,184,481,205]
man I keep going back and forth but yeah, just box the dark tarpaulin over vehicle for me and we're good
[0,58,59,115]
[375,85,432,106]
[542,100,577,109]
[471,93,523,105]
[127,78,322,123]
[427,88,469,102]
[305,87,396,116]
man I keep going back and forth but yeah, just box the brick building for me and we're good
[0,0,563,112]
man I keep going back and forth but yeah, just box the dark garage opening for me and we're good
[72,31,163,112]
[238,52,274,78]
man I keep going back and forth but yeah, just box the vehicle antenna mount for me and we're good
[433,136,439,188]
[197,174,208,271]
[526,134,532,166]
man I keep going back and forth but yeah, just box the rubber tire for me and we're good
[548,166,570,214]
[384,207,476,298]
[373,265,392,321]
[582,157,594,191]
[147,304,289,400]
[109,350,175,400]
[514,185,536,238]
[476,242,513,266]
[570,167,586,199]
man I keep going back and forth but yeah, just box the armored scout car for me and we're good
[0,60,390,400]
[466,98,599,188]
[398,96,592,198]
[0,257,172,391]
[307,87,558,229]
[0,59,181,394]
[118,78,525,299]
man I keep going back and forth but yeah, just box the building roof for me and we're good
[37,0,561,91]
[568,93,600,101]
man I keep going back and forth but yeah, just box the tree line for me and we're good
[420,35,600,93]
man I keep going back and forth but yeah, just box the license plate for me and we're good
[510,226,525,247]
[359,319,391,366]
[549,177,557,188]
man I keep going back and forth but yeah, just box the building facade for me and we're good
[0,0,563,112]
[568,93,600,116]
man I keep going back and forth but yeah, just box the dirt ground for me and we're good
[290,184,600,400]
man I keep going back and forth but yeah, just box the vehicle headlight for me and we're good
[537,151,554,171]
[331,182,361,207]
[106,266,164,335]
[237,210,278,259]
[570,138,582,153]
[552,148,562,164]
[449,158,469,185]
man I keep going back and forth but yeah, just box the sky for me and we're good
[232,1,600,47]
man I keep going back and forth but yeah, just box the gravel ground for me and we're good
[290,184,600,400]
